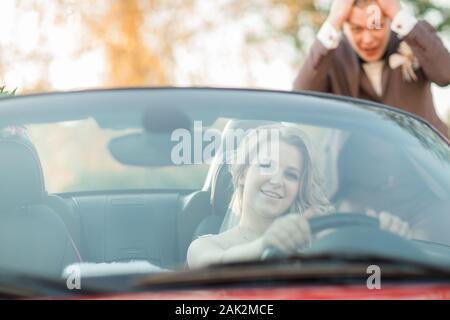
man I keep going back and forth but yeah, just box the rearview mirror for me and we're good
[108,132,176,167]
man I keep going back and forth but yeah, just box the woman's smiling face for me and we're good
[240,140,303,219]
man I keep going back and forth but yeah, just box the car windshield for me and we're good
[0,89,449,288]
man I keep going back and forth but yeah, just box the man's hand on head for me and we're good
[376,0,401,20]
[328,0,356,31]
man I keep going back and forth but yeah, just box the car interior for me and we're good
[54,120,270,270]
[0,119,272,277]
[1,102,450,279]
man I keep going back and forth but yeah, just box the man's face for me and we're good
[343,4,391,62]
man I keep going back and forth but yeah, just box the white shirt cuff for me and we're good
[391,9,418,38]
[317,21,342,50]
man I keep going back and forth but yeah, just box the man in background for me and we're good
[294,0,450,139]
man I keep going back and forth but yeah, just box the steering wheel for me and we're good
[262,213,380,259]
[261,212,429,263]
[308,213,379,234]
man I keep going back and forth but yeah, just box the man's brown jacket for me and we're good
[294,21,450,139]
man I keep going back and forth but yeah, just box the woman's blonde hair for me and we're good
[228,123,333,217]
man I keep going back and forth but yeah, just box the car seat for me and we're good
[0,134,82,278]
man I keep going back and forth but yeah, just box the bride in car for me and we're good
[187,123,412,269]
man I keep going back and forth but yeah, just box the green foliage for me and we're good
[0,86,17,96]
[408,0,450,33]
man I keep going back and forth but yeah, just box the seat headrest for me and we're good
[209,120,275,217]
[210,164,234,216]
[0,137,45,210]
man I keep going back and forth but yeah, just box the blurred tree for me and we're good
[69,0,198,86]
[225,0,449,53]
[9,0,200,90]
[411,0,450,33]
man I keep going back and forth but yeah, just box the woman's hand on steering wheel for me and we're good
[260,210,413,259]
[261,214,312,255]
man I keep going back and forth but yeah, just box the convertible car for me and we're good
[0,88,449,299]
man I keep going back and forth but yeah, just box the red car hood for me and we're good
[74,284,450,300]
